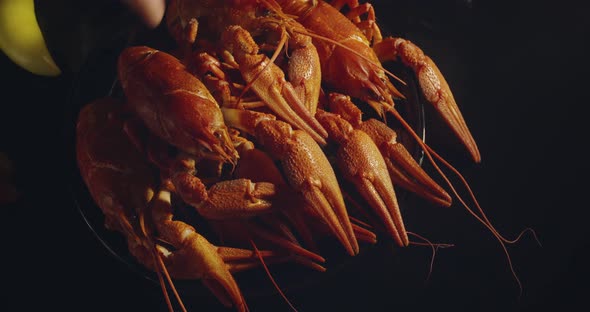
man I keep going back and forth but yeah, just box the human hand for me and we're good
[122,0,166,29]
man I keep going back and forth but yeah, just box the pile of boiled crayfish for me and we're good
[76,1,497,311]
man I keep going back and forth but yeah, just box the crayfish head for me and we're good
[198,124,239,168]
[321,42,400,116]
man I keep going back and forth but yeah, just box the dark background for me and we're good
[2,0,588,311]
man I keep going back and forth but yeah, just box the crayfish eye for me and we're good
[136,49,157,64]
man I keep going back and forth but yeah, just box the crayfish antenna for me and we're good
[249,239,299,312]
[150,250,175,312]
[155,251,188,312]
[423,148,542,246]
[141,188,188,312]
[387,106,539,296]
[407,231,454,285]
[246,222,326,264]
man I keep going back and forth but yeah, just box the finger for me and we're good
[122,0,166,29]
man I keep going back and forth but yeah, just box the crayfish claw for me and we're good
[359,119,452,207]
[390,149,452,206]
[198,258,247,311]
[316,108,409,246]
[373,37,481,162]
[357,177,408,246]
[301,179,360,255]
[221,25,328,145]
[243,117,359,256]
[196,179,277,220]
[329,94,451,207]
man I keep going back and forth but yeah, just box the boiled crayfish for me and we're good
[76,1,530,311]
